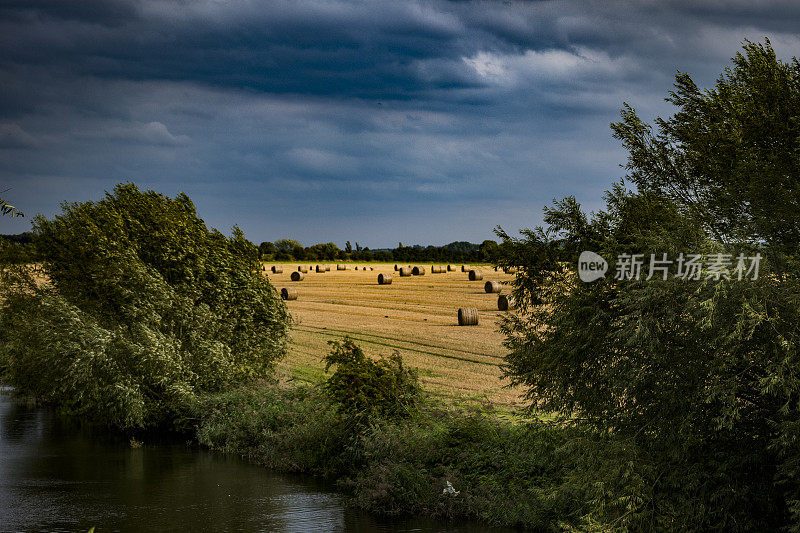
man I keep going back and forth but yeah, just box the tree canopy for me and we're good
[0,183,290,430]
[497,40,800,530]
[613,38,800,252]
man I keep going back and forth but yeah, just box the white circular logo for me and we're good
[578,251,607,282]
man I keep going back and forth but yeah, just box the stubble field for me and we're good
[265,263,524,410]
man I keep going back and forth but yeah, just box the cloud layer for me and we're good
[1,0,799,246]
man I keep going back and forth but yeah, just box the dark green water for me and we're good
[0,391,513,532]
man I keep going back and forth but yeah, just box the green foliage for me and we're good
[0,183,290,430]
[258,241,276,258]
[0,187,23,217]
[497,40,800,530]
[478,239,499,262]
[612,38,800,252]
[196,380,654,530]
[323,338,420,423]
[197,383,353,477]
[254,239,489,263]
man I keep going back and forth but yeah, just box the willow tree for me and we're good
[497,40,800,530]
[0,183,290,430]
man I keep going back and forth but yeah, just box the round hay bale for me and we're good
[497,295,515,311]
[484,281,502,293]
[412,266,426,276]
[337,264,347,270]
[458,307,479,326]
[280,287,298,300]
[378,273,392,285]
[271,265,283,274]
[325,265,331,271]
[468,269,483,281]
[394,264,400,271]
[367,267,373,271]
[461,265,471,272]
[431,265,444,273]
[262,265,266,271]
[291,271,304,282]
[298,265,308,273]
[399,266,412,277]
[316,265,326,273]
[447,265,456,271]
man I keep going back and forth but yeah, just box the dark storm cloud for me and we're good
[1,0,800,245]
[0,0,138,26]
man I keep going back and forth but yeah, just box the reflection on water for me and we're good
[0,391,512,532]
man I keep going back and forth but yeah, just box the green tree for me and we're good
[0,183,290,430]
[292,243,306,260]
[479,239,499,262]
[307,242,340,261]
[274,238,302,260]
[259,241,276,258]
[612,38,800,253]
[498,41,800,530]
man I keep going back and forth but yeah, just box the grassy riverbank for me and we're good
[195,381,642,531]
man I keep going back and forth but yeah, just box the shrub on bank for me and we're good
[323,337,420,424]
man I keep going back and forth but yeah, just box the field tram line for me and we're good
[292,325,503,365]
[291,299,500,316]
[293,323,501,358]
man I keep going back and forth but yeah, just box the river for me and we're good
[0,391,513,532]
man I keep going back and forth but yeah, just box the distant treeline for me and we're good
[0,232,33,245]
[0,232,35,263]
[258,238,500,263]
[0,232,501,264]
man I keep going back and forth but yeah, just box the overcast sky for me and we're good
[2,0,799,247]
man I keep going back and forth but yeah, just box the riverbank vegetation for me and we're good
[197,379,644,530]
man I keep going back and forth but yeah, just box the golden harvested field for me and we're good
[265,262,525,410]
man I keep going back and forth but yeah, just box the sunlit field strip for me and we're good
[294,324,502,361]
[293,326,500,366]
[270,262,524,409]
[285,329,521,408]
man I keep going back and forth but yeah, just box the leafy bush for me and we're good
[323,338,420,423]
[0,183,290,430]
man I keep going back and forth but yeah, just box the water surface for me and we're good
[0,392,512,532]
